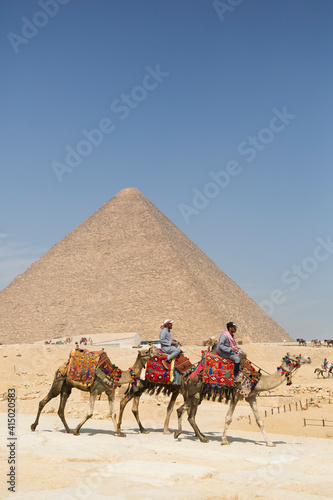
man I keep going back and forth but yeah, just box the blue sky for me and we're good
[1,0,332,341]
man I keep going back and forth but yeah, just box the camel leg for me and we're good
[163,390,179,435]
[247,396,275,447]
[107,389,118,433]
[57,384,74,434]
[187,399,208,443]
[116,389,135,437]
[116,387,145,437]
[174,402,187,439]
[221,396,239,445]
[31,378,64,431]
[132,393,149,434]
[73,391,97,435]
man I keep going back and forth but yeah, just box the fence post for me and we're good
[289,403,291,411]
[323,419,325,427]
[304,418,306,427]
[284,405,286,412]
[248,415,251,424]
[296,402,298,411]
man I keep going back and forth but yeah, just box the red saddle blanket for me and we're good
[67,348,122,387]
[145,353,172,384]
[202,352,234,387]
[145,351,193,384]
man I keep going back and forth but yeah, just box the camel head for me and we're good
[136,347,157,367]
[279,353,311,385]
[284,352,311,366]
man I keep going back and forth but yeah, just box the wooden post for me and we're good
[278,407,280,414]
[295,402,298,411]
[248,415,251,424]
[304,418,306,427]
[323,419,325,427]
[289,403,291,411]
[265,410,267,417]
[271,408,274,415]
[284,405,286,412]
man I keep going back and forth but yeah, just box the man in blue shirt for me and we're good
[159,319,181,369]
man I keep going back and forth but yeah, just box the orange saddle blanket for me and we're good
[67,348,122,387]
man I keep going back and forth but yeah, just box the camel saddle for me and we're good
[174,353,193,374]
[67,348,122,388]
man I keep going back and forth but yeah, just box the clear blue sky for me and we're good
[1,0,332,341]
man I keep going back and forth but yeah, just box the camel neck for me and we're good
[254,368,288,393]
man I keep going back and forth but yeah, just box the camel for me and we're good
[116,374,183,437]
[173,353,311,447]
[314,364,332,378]
[116,344,221,437]
[31,348,155,435]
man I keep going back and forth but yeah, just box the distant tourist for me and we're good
[159,319,181,370]
[323,358,328,369]
[215,322,246,382]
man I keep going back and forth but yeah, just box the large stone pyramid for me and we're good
[0,188,291,344]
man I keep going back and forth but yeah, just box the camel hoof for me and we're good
[73,430,80,436]
[174,431,181,439]
[118,432,126,438]
[31,424,36,432]
[163,429,172,435]
[200,437,209,443]
[141,429,149,434]
[221,440,230,446]
[266,442,276,447]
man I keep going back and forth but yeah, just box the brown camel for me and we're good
[31,348,155,435]
[116,377,183,437]
[116,345,218,437]
[174,353,311,446]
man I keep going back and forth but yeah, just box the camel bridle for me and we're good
[277,355,301,385]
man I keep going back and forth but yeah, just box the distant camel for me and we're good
[173,353,311,447]
[31,348,155,435]
[297,338,307,346]
[314,364,332,378]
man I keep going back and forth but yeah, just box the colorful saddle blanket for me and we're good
[145,353,172,384]
[145,351,193,384]
[202,352,261,394]
[202,352,234,387]
[67,348,122,388]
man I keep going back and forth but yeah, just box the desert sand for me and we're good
[0,341,333,499]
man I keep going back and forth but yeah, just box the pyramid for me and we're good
[0,188,291,344]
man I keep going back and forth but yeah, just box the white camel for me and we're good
[174,353,311,447]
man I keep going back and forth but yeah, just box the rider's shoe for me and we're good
[162,359,171,371]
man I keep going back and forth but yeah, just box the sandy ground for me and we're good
[0,342,333,499]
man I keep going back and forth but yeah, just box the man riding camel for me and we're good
[159,319,181,370]
[216,321,246,383]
